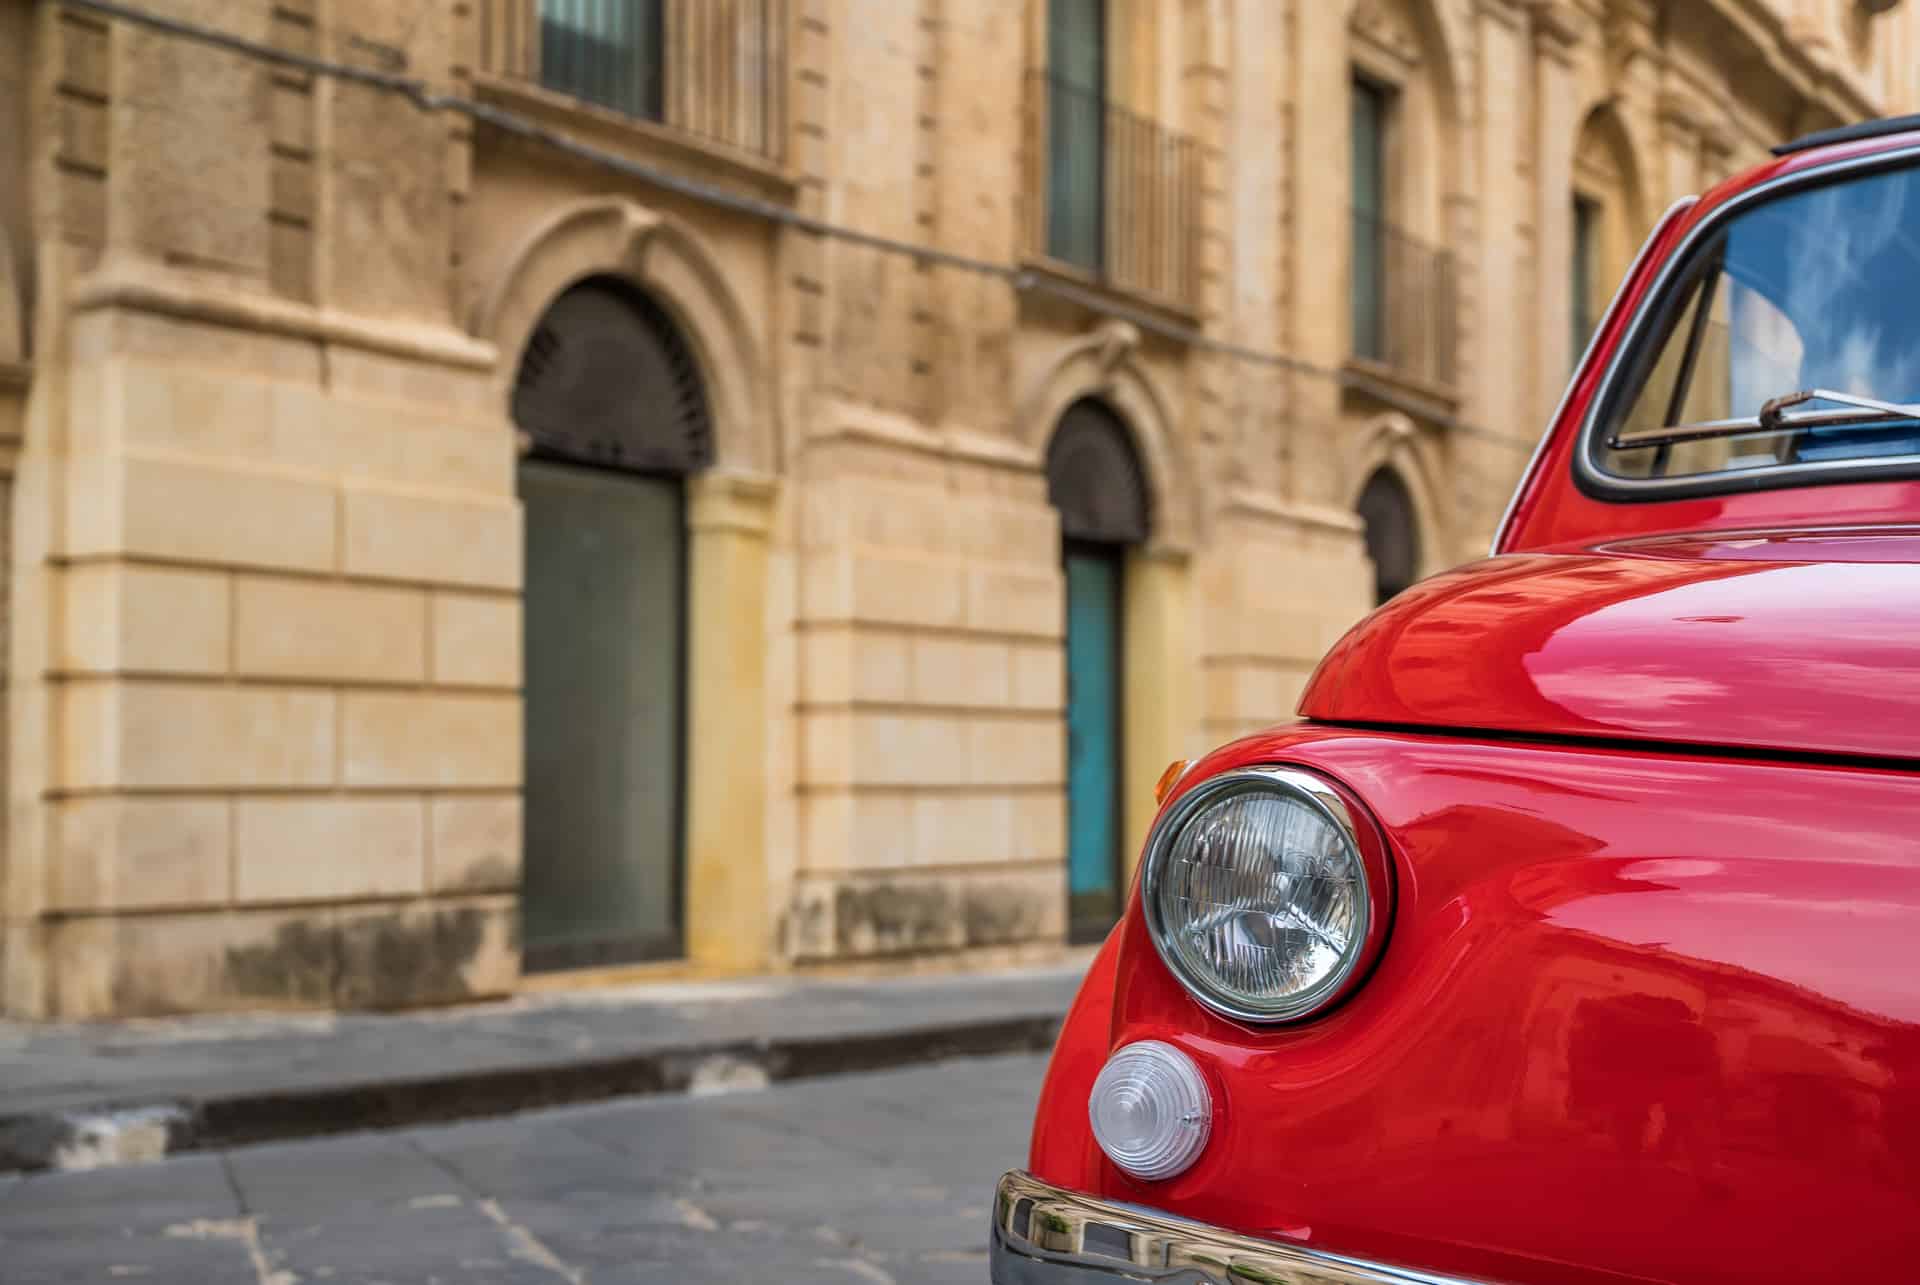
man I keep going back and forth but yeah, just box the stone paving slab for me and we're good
[0,960,1089,1174]
[0,1053,1048,1284]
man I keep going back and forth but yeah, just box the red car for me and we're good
[992,115,1920,1285]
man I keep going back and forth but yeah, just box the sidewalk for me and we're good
[0,958,1090,1173]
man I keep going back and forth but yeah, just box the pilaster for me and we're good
[1283,0,1349,507]
[685,470,779,971]
[1532,2,1582,421]
[1657,88,1707,199]
[1121,543,1194,878]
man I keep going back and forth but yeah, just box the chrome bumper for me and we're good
[990,1171,1490,1285]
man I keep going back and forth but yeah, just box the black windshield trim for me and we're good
[1573,145,1920,505]
[1772,116,1920,157]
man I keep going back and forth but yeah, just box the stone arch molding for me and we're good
[1575,102,1650,235]
[473,197,772,474]
[1344,0,1470,204]
[1016,320,1197,553]
[1350,412,1447,580]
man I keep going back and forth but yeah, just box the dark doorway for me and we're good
[511,279,712,971]
[1357,466,1420,606]
[1046,398,1150,943]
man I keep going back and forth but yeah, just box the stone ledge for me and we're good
[70,257,497,372]
[471,73,801,202]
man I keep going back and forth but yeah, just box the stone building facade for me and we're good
[0,0,1914,1017]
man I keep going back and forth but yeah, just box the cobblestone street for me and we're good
[0,1053,1045,1284]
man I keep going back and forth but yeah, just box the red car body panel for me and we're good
[1298,536,1920,761]
[1026,128,1920,1285]
[1495,134,1920,556]
[1032,727,1920,1285]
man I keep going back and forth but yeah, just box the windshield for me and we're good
[1594,161,1920,483]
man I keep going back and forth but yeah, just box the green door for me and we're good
[1065,542,1123,940]
[520,458,685,970]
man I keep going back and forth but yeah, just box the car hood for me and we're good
[1298,527,1920,761]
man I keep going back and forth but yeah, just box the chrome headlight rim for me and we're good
[1140,764,1391,1025]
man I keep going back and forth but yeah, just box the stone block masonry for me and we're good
[9,296,519,1016]
[2,0,1914,1018]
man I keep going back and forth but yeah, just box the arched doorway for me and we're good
[1356,466,1419,606]
[511,278,713,971]
[1046,398,1150,942]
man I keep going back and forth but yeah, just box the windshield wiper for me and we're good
[1609,387,1920,451]
[1756,388,1920,429]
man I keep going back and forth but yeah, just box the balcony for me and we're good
[478,0,787,166]
[1024,69,1201,312]
[1350,208,1457,393]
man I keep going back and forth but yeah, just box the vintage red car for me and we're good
[991,114,1920,1285]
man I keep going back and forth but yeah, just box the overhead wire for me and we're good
[60,0,1534,451]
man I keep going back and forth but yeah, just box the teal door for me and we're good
[1065,542,1124,940]
[520,458,685,970]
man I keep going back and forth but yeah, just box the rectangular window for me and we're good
[1047,0,1107,271]
[1572,194,1601,364]
[540,0,665,122]
[1351,78,1390,363]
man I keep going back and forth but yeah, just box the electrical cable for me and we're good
[59,0,1534,451]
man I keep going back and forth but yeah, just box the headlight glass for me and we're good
[1144,767,1375,1022]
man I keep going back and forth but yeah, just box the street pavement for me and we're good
[0,965,1085,1170]
[0,1052,1048,1283]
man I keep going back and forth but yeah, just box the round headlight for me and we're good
[1142,766,1387,1023]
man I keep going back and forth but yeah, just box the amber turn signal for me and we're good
[1154,759,1190,805]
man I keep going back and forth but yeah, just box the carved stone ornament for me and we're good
[1530,1,1582,63]
[1090,319,1140,380]
[1351,0,1423,71]
[1602,0,1657,87]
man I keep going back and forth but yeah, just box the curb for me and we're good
[0,1012,1062,1175]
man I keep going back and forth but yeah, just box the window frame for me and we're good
[1350,73,1397,364]
[1043,0,1110,272]
[537,0,666,124]
[1571,192,1602,365]
[1573,144,1920,504]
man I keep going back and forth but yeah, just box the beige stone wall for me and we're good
[4,1,520,1017]
[3,0,1917,1015]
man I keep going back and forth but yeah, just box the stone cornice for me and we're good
[1218,488,1365,538]
[1601,0,1658,83]
[810,401,1039,474]
[1475,0,1528,32]
[1697,0,1881,124]
[71,256,497,371]
[1350,0,1423,77]
[1530,1,1583,64]
[1656,86,1708,142]
[687,470,779,538]
[470,74,801,204]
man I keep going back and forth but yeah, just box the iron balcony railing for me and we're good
[1351,207,1457,390]
[479,0,787,164]
[1025,69,1201,309]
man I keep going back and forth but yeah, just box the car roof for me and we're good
[1772,113,1920,157]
